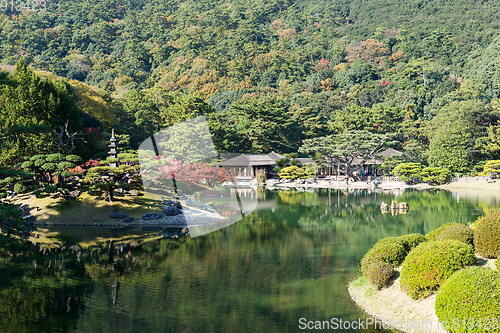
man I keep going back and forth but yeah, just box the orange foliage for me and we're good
[345,39,390,63]
[389,51,404,62]
[320,78,333,91]
[270,19,285,30]
[276,28,297,40]
[334,63,347,72]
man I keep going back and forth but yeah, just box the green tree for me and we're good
[20,153,82,185]
[122,89,161,140]
[480,160,500,178]
[420,167,451,185]
[333,104,403,134]
[161,95,237,153]
[0,59,84,163]
[299,130,393,179]
[476,125,500,160]
[230,94,300,153]
[0,202,29,246]
[83,153,140,203]
[278,165,312,180]
[392,163,422,184]
[427,100,499,174]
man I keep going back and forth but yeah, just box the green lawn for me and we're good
[11,191,168,248]
[12,191,164,225]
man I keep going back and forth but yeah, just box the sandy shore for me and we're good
[266,179,500,193]
[349,258,497,333]
[349,271,446,333]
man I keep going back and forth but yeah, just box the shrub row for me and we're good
[361,234,426,288]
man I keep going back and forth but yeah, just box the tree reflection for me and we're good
[0,189,494,333]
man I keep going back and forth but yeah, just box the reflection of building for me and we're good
[229,188,256,199]
[219,152,284,180]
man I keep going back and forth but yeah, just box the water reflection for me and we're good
[0,189,497,333]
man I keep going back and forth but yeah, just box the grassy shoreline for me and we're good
[9,180,500,227]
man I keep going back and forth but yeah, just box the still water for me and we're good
[1,188,498,333]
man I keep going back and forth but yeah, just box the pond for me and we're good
[1,188,498,333]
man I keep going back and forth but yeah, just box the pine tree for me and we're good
[0,58,84,164]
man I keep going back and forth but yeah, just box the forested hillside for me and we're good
[2,0,500,174]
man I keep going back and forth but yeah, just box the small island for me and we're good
[349,213,500,333]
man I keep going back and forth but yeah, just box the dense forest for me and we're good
[3,0,500,175]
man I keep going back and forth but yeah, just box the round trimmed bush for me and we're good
[435,267,500,333]
[425,222,462,241]
[13,182,29,194]
[398,233,426,251]
[474,212,500,258]
[361,238,407,276]
[373,236,407,249]
[400,240,477,299]
[436,224,474,246]
[366,261,395,289]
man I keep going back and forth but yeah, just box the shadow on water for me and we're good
[0,188,497,333]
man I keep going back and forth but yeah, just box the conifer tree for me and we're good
[0,58,84,163]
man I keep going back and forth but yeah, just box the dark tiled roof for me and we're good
[378,148,403,157]
[219,152,285,167]
[298,158,314,164]
[349,148,404,166]
[267,151,286,161]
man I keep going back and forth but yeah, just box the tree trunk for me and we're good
[108,187,114,203]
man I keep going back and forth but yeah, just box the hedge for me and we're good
[425,222,462,241]
[365,261,394,289]
[436,224,474,246]
[474,212,500,258]
[398,233,426,252]
[400,240,477,299]
[13,182,29,194]
[435,267,500,333]
[361,238,407,276]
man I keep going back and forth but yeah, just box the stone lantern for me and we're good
[108,129,118,167]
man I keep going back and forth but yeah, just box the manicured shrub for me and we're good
[365,261,395,289]
[425,222,462,241]
[13,182,29,194]
[436,224,474,246]
[480,160,500,178]
[435,267,500,333]
[474,212,500,258]
[400,240,477,299]
[361,238,407,276]
[392,162,422,184]
[373,236,406,248]
[420,166,451,185]
[279,165,312,180]
[469,215,484,229]
[398,233,426,251]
